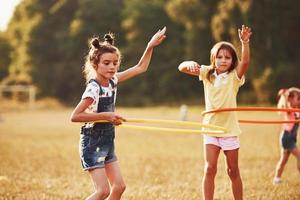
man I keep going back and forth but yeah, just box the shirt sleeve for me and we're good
[234,69,245,87]
[199,65,211,81]
[81,81,99,101]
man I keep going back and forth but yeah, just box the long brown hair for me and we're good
[83,33,121,83]
[206,41,239,82]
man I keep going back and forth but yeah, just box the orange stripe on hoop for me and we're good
[239,120,300,124]
[201,107,300,124]
[202,107,300,115]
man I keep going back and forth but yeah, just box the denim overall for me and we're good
[281,113,299,150]
[79,79,117,170]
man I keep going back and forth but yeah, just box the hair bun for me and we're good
[90,38,100,49]
[104,33,114,45]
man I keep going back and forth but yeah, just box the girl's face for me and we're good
[96,52,120,81]
[215,49,233,74]
[289,93,300,108]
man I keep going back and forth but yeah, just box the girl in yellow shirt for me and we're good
[178,25,252,200]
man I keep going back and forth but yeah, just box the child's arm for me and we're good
[116,27,167,82]
[70,98,125,125]
[178,61,201,76]
[236,25,252,78]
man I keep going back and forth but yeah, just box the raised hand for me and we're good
[148,27,167,48]
[238,25,252,43]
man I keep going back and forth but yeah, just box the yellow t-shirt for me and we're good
[199,65,245,137]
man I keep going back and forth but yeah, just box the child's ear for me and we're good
[92,63,98,70]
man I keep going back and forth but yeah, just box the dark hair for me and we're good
[207,41,239,82]
[104,33,114,45]
[83,33,121,82]
[90,37,100,48]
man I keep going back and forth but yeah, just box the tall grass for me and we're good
[0,107,299,199]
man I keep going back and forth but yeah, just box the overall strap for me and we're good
[89,78,116,95]
[109,79,116,97]
[94,79,116,130]
[109,79,115,89]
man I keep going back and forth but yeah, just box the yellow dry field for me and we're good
[0,107,299,200]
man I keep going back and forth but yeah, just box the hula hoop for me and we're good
[239,120,300,124]
[119,124,225,135]
[201,107,300,124]
[93,118,227,135]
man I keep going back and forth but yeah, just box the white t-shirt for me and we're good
[81,77,118,127]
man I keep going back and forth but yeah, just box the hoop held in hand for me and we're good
[94,118,227,135]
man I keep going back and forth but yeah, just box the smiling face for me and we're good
[210,42,238,75]
[215,49,233,74]
[96,52,120,84]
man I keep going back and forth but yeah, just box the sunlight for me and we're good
[0,0,22,31]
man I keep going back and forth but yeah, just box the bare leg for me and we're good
[86,168,110,200]
[105,161,126,200]
[224,149,243,200]
[202,144,221,200]
[274,149,290,179]
[290,147,300,172]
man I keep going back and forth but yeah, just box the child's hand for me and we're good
[148,27,167,48]
[186,61,200,73]
[179,61,200,73]
[106,112,126,126]
[238,25,252,43]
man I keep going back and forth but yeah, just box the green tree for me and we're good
[10,0,124,104]
[28,0,78,101]
[247,0,300,103]
[120,0,193,106]
[4,0,299,105]
[0,33,11,80]
[166,0,218,62]
[5,0,46,84]
[64,0,124,104]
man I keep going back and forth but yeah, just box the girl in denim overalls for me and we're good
[71,27,166,200]
[273,87,300,185]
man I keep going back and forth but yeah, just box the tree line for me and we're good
[0,0,299,106]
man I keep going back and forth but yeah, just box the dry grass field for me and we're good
[0,106,300,200]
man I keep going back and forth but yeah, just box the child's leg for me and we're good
[290,147,300,172]
[275,149,290,179]
[224,149,242,200]
[87,168,110,200]
[202,144,221,200]
[105,161,126,200]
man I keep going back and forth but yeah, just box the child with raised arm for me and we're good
[178,25,252,200]
[273,87,300,185]
[71,27,166,200]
